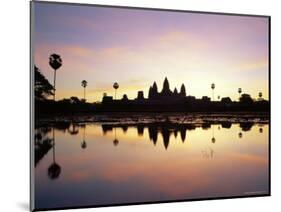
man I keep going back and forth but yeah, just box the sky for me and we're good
[33,2,269,102]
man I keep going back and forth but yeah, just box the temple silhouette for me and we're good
[148,77,186,99]
[99,77,269,113]
[103,77,189,103]
[34,121,259,156]
[35,75,269,115]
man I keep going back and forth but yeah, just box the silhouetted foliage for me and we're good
[34,66,54,100]
[113,139,119,146]
[49,54,62,70]
[238,88,242,97]
[48,163,61,179]
[34,127,53,166]
[70,96,81,104]
[240,94,254,104]
[211,83,215,101]
[122,94,129,101]
[238,132,243,138]
[81,140,87,149]
[221,97,232,104]
[240,122,254,131]
[81,80,88,101]
[49,53,62,101]
[122,125,128,133]
[113,82,119,99]
[221,121,232,129]
[81,80,87,88]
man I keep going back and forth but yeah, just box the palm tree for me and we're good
[81,80,88,101]
[113,82,119,100]
[238,132,243,138]
[211,83,215,101]
[211,124,216,143]
[218,95,220,100]
[113,128,119,146]
[48,128,61,179]
[81,126,87,149]
[238,88,242,100]
[258,92,263,100]
[49,54,62,101]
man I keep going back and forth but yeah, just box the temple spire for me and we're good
[152,81,158,92]
[148,86,153,99]
[180,84,186,97]
[161,77,172,95]
[174,87,178,95]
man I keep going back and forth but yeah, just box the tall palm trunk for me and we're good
[83,127,85,141]
[84,87,86,100]
[53,69,57,101]
[52,128,56,163]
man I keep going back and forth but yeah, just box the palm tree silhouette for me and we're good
[238,88,242,100]
[218,95,220,100]
[48,128,61,179]
[81,80,88,101]
[113,127,119,146]
[49,54,62,101]
[238,132,243,138]
[211,124,216,143]
[258,92,263,100]
[113,82,119,100]
[211,83,215,101]
[81,126,87,149]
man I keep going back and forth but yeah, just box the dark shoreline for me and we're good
[35,111,269,127]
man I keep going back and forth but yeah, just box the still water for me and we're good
[34,118,269,209]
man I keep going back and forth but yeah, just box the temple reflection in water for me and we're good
[101,121,258,149]
[35,120,263,167]
[34,118,269,208]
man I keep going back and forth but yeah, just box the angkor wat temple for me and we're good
[35,77,270,115]
[97,77,269,112]
[103,77,194,103]
[148,77,186,99]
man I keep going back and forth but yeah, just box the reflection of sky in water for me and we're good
[35,123,269,209]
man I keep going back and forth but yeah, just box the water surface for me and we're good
[34,116,269,209]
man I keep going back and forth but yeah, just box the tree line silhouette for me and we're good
[34,53,269,115]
